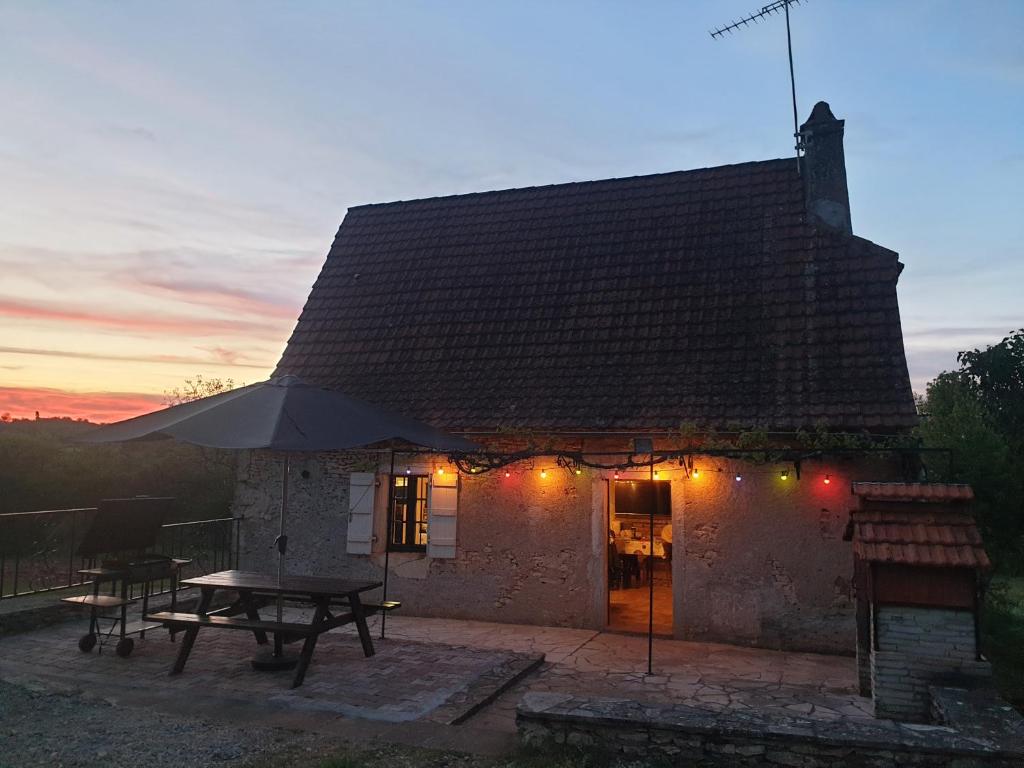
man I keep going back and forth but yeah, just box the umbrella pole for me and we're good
[253,452,298,671]
[277,453,289,625]
[648,457,654,676]
[381,449,396,639]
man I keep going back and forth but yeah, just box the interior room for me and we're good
[607,479,673,635]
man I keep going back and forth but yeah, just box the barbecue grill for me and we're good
[61,497,189,657]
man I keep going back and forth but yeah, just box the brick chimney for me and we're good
[799,101,852,234]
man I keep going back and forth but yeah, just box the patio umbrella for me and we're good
[81,374,476,662]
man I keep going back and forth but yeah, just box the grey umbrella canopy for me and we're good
[82,374,476,658]
[81,374,476,453]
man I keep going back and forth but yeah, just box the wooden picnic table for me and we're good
[145,570,390,688]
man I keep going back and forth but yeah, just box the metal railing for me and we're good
[0,507,242,600]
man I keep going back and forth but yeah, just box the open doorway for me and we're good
[607,479,673,635]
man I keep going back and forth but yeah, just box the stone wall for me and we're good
[517,691,1024,767]
[234,450,898,651]
[676,457,900,653]
[233,451,604,628]
[871,605,991,721]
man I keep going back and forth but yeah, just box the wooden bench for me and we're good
[62,594,133,609]
[321,599,401,615]
[144,611,323,637]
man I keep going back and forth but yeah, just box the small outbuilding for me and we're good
[846,482,992,721]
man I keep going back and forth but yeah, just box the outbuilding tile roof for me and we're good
[844,508,990,569]
[851,483,974,502]
[276,158,917,432]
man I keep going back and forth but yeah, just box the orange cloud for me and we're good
[126,276,301,320]
[0,344,271,369]
[0,386,164,424]
[0,298,285,336]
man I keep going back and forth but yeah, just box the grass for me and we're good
[983,575,1024,708]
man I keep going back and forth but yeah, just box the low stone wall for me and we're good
[517,691,1024,767]
[871,606,990,721]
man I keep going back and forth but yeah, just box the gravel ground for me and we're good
[0,679,329,768]
[0,680,664,768]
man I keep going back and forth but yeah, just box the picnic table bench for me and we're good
[145,570,397,688]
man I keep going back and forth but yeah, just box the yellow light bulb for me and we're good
[692,469,700,479]
[540,469,547,479]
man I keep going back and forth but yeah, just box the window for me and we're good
[389,475,428,551]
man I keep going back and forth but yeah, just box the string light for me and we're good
[575,468,582,475]
[613,471,620,480]
[405,467,411,475]
[735,474,742,482]
[780,469,789,480]
[437,467,445,476]
[540,469,548,479]
[823,474,831,485]
[653,470,660,479]
[505,469,511,478]
[692,469,700,479]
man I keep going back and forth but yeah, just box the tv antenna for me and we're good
[710,0,805,167]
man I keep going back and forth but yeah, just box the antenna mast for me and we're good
[710,0,805,168]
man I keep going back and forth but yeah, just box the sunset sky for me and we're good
[1,1,1022,423]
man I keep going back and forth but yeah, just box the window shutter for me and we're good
[346,472,376,555]
[427,472,458,559]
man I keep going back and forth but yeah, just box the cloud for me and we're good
[902,326,1018,340]
[0,297,285,337]
[99,123,158,142]
[122,274,301,320]
[0,344,272,370]
[905,347,960,393]
[0,385,164,423]
[196,346,254,366]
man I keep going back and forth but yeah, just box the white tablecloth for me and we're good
[615,539,665,558]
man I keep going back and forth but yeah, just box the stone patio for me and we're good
[0,610,543,725]
[0,605,872,734]
[3,607,1021,765]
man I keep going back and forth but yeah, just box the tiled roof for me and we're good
[844,509,990,569]
[851,483,974,502]
[276,159,917,432]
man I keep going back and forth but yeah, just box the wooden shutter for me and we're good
[427,472,458,559]
[346,472,376,555]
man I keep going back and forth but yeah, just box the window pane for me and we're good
[389,475,428,549]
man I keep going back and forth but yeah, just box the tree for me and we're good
[918,331,1024,568]
[163,375,236,407]
[958,329,1024,454]
[0,376,242,519]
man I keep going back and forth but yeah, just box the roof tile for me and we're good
[276,159,917,432]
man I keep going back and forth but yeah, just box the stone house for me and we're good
[234,102,918,654]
